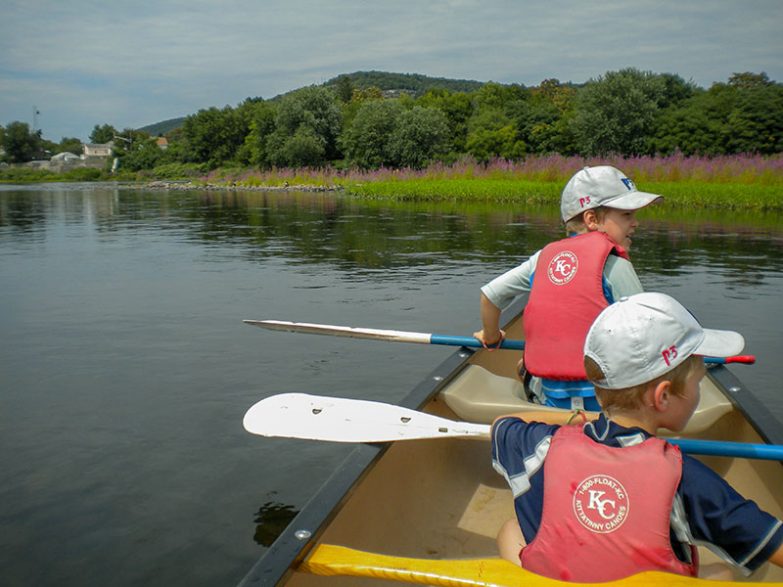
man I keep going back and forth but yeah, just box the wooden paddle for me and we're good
[243,319,755,364]
[243,393,783,461]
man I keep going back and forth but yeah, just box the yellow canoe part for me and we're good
[299,544,778,586]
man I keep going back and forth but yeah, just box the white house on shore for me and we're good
[83,142,114,157]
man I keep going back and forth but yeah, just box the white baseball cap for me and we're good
[561,165,663,223]
[584,292,745,390]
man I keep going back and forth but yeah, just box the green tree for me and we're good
[465,107,525,162]
[181,106,247,167]
[571,68,667,156]
[266,86,342,166]
[335,75,355,103]
[119,138,163,171]
[652,104,723,155]
[2,121,42,163]
[90,123,117,144]
[653,73,783,155]
[723,77,783,154]
[280,127,326,167]
[509,79,578,154]
[417,89,473,153]
[341,99,405,168]
[387,106,451,168]
[57,137,83,155]
[340,86,385,133]
[240,100,277,167]
[465,125,526,162]
[728,71,773,90]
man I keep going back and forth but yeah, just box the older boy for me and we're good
[475,165,661,411]
[492,292,783,581]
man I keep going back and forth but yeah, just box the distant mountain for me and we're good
[136,71,494,135]
[137,116,186,136]
[322,70,488,95]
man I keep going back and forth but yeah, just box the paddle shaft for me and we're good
[244,394,782,461]
[244,320,754,363]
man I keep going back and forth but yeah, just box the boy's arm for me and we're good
[474,253,539,344]
[604,256,644,299]
[768,542,783,568]
[473,292,503,344]
[493,409,598,428]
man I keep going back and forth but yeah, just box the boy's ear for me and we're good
[651,380,672,411]
[583,209,599,230]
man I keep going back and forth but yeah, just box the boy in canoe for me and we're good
[474,165,660,411]
[492,292,783,581]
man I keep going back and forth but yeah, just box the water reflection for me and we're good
[1,184,781,587]
[253,500,299,547]
[3,185,781,276]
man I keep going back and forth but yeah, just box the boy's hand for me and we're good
[473,329,506,348]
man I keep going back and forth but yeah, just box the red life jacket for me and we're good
[523,231,629,380]
[520,426,698,582]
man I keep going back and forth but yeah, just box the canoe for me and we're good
[237,297,783,586]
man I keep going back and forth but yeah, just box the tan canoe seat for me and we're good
[440,365,733,435]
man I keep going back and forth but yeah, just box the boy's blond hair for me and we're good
[585,354,702,412]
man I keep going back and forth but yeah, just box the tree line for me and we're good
[2,69,781,170]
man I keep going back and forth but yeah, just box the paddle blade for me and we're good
[243,393,490,443]
[243,320,432,344]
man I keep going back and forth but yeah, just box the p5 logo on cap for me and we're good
[662,345,678,366]
[579,195,591,208]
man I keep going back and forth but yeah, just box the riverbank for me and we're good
[137,177,782,212]
[4,153,782,211]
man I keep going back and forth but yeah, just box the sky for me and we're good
[1,0,782,142]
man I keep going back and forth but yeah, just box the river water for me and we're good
[1,183,781,586]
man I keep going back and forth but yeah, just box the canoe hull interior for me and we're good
[284,394,783,585]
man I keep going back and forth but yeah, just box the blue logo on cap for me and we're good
[621,178,635,191]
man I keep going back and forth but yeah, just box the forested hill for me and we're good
[136,71,490,134]
[137,116,188,136]
[323,71,487,94]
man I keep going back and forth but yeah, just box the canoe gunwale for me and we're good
[707,363,783,449]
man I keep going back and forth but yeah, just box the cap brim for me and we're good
[603,191,662,211]
[695,328,745,358]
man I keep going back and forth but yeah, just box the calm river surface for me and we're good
[1,183,782,586]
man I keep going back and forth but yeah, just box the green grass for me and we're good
[343,177,783,211]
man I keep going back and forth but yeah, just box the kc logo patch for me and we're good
[547,251,578,285]
[573,475,629,534]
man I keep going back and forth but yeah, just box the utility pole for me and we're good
[32,106,40,132]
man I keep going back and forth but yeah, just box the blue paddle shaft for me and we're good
[429,334,525,350]
[427,336,750,364]
[670,438,782,460]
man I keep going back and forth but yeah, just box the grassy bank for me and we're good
[342,177,783,211]
[3,154,782,211]
[207,153,783,211]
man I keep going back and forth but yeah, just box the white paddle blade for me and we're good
[243,320,432,344]
[243,393,490,443]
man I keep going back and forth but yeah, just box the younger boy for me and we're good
[491,292,783,581]
[475,165,661,411]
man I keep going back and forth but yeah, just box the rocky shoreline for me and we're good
[143,180,343,192]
